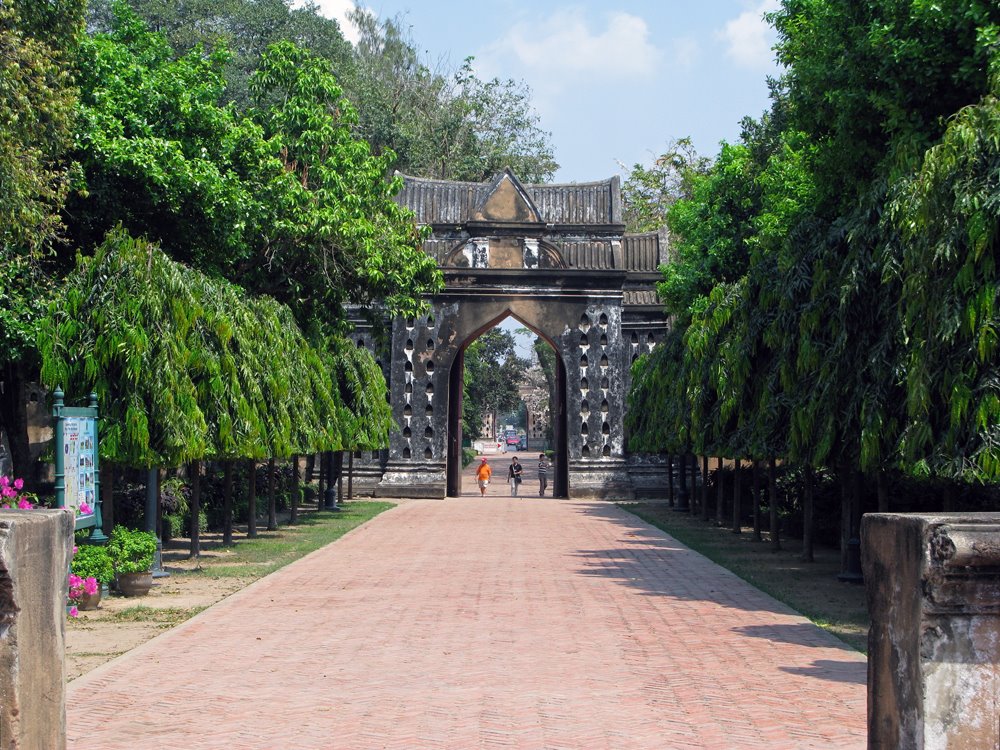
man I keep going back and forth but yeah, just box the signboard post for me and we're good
[53,388,107,543]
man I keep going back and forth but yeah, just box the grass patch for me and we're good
[109,606,205,624]
[621,503,869,652]
[182,502,393,578]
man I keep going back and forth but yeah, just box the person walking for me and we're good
[475,457,492,497]
[537,453,549,496]
[507,456,523,497]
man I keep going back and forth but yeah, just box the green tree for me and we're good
[621,138,710,233]
[0,0,85,478]
[462,329,528,441]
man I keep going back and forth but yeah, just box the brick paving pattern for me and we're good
[68,498,867,749]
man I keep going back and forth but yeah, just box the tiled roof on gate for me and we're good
[396,173,623,226]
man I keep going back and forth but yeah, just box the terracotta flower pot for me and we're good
[74,588,102,611]
[116,571,153,597]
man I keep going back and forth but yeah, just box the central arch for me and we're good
[445,311,569,497]
[361,169,672,500]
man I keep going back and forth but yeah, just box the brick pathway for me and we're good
[67,498,867,749]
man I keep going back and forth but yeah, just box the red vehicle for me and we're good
[504,431,522,449]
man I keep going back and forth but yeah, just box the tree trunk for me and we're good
[0,363,34,486]
[317,451,326,509]
[701,455,710,521]
[347,451,354,501]
[801,465,814,563]
[768,457,781,551]
[335,451,344,506]
[678,450,688,506]
[222,460,234,546]
[101,463,115,538]
[877,470,889,513]
[267,457,277,530]
[246,460,257,538]
[666,455,674,507]
[942,482,956,512]
[189,460,201,558]
[305,452,316,482]
[290,454,299,524]
[731,458,742,534]
[716,456,725,526]
[839,465,851,572]
[752,459,762,542]
[689,453,699,513]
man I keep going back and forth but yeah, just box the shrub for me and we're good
[71,544,114,585]
[107,525,157,574]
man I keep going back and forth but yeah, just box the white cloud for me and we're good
[671,37,701,71]
[718,0,780,71]
[483,9,661,80]
[297,0,361,44]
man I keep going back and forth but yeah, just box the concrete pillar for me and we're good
[862,513,1000,749]
[0,509,74,749]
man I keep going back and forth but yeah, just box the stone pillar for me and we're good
[862,513,1000,750]
[0,509,74,749]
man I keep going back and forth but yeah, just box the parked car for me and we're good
[505,431,522,450]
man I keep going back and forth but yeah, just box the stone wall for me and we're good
[862,512,1000,749]
[0,509,73,749]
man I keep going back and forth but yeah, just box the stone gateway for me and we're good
[351,170,670,499]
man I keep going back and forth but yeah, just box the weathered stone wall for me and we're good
[0,509,73,749]
[862,513,1000,749]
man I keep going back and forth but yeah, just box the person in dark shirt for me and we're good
[507,456,523,497]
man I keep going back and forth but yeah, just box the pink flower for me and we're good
[68,606,79,618]
[79,502,92,515]
[1,486,14,499]
[12,478,22,491]
[17,498,32,510]
[0,476,8,488]
[83,577,99,595]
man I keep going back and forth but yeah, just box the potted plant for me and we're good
[70,544,114,610]
[106,525,157,597]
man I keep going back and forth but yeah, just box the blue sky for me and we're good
[311,1,782,183]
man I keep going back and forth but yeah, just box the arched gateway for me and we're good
[352,169,670,500]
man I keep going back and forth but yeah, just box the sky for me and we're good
[308,0,782,183]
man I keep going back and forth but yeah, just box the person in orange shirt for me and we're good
[475,457,492,497]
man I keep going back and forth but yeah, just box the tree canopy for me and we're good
[627,0,1000,486]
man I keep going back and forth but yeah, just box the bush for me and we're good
[462,447,477,467]
[107,525,157,574]
[71,544,114,585]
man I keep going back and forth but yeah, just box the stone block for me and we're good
[862,513,1000,749]
[0,509,73,750]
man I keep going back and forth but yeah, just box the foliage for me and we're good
[342,9,557,182]
[68,6,440,337]
[462,329,528,441]
[888,70,1000,478]
[106,524,157,574]
[248,39,442,329]
[71,544,114,585]
[462,447,478,468]
[0,0,83,257]
[621,138,711,233]
[628,0,1000,487]
[37,230,344,467]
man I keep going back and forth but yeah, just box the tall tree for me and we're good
[0,0,85,478]
[462,329,528,441]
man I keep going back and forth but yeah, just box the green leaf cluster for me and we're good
[627,1,1000,484]
[38,229,358,468]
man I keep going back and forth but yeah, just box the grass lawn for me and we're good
[620,503,870,652]
[176,501,395,578]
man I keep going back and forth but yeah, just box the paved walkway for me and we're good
[68,497,867,749]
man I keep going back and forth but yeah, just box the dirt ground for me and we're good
[66,537,257,681]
